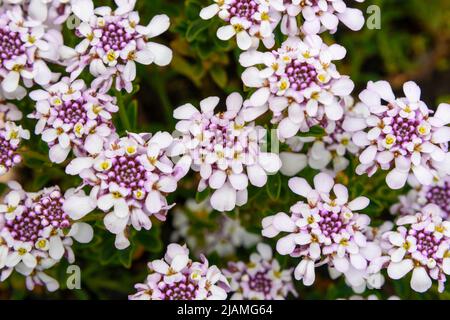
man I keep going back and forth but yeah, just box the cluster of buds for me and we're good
[224,243,297,299]
[129,243,230,300]
[0,182,93,291]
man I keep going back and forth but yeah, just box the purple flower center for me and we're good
[158,274,199,300]
[104,155,147,196]
[317,209,348,238]
[382,110,424,153]
[98,22,135,52]
[247,270,272,295]
[228,0,259,22]
[0,135,21,171]
[425,182,450,218]
[0,25,25,68]
[5,190,70,243]
[410,229,443,260]
[59,98,88,125]
[283,60,319,91]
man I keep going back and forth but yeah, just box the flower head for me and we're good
[240,36,354,139]
[171,93,282,212]
[66,0,172,92]
[262,172,379,287]
[347,81,450,189]
[224,243,297,299]
[200,0,282,50]
[0,183,94,291]
[384,204,450,293]
[65,132,190,249]
[129,243,230,300]
[29,77,118,164]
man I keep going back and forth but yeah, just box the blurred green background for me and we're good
[0,0,449,300]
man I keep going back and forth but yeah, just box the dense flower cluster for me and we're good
[65,132,190,249]
[0,5,61,99]
[129,243,230,300]
[346,82,450,190]
[65,0,172,92]
[0,103,29,176]
[0,182,93,291]
[262,173,378,286]
[171,93,282,212]
[29,78,118,163]
[391,176,450,219]
[223,243,296,299]
[383,204,450,293]
[240,36,354,140]
[171,198,261,257]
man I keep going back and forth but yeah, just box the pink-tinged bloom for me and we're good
[240,36,354,139]
[391,176,450,219]
[29,78,118,164]
[200,0,282,50]
[262,172,379,287]
[65,132,190,249]
[129,243,230,300]
[277,0,365,36]
[65,0,172,93]
[223,243,297,300]
[171,198,261,257]
[0,6,60,98]
[346,81,450,190]
[0,104,29,176]
[280,96,367,176]
[0,182,94,291]
[384,204,450,293]
[171,93,282,212]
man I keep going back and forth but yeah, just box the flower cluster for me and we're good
[391,176,450,219]
[200,0,365,50]
[171,198,261,257]
[171,93,281,212]
[384,204,450,293]
[0,182,93,291]
[65,132,190,249]
[29,78,118,164]
[65,0,172,92]
[200,0,282,50]
[0,5,60,99]
[346,81,450,190]
[279,0,366,36]
[223,243,297,299]
[0,103,29,176]
[129,243,230,300]
[240,36,354,140]
[262,172,379,286]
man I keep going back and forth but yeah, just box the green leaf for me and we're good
[266,173,282,201]
[186,19,210,42]
[210,66,228,88]
[135,227,162,253]
[296,125,326,138]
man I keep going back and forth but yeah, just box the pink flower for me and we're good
[223,243,297,299]
[278,0,366,36]
[64,132,190,249]
[129,243,230,300]
[347,81,450,190]
[65,0,172,92]
[200,0,282,50]
[384,204,450,293]
[29,78,118,164]
[262,172,379,287]
[0,183,94,291]
[0,6,60,97]
[171,93,282,212]
[240,36,354,139]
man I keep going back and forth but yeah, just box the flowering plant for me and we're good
[0,0,449,301]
